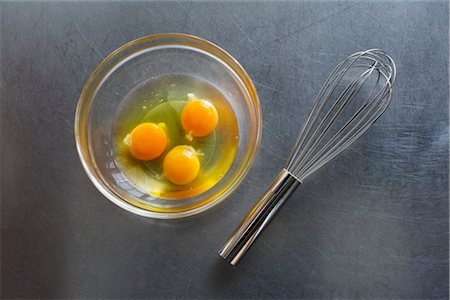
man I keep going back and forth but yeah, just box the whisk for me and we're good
[219,49,396,265]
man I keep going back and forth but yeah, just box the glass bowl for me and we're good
[74,33,262,219]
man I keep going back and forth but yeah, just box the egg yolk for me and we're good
[163,146,200,185]
[128,123,167,160]
[181,99,218,137]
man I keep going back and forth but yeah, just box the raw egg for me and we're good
[125,122,167,160]
[163,145,200,185]
[114,75,239,199]
[181,98,218,137]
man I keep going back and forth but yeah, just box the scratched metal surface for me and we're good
[1,1,448,298]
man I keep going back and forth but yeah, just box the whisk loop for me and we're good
[219,49,396,265]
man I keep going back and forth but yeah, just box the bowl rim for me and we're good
[74,33,262,219]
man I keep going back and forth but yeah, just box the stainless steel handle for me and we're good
[219,168,301,265]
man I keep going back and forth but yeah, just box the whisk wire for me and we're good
[299,89,391,180]
[294,64,384,178]
[286,51,370,171]
[286,56,357,167]
[288,49,395,180]
[298,78,393,180]
[290,64,377,176]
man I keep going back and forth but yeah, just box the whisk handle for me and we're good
[219,168,300,265]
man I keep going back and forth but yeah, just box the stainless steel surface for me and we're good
[220,169,300,265]
[1,1,448,298]
[220,49,396,265]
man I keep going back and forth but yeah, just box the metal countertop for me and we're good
[1,1,448,298]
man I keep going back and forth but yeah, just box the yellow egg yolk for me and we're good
[163,145,200,185]
[181,99,218,137]
[128,123,167,160]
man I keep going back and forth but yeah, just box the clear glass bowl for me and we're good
[74,33,262,219]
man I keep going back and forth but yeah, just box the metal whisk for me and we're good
[219,49,396,265]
